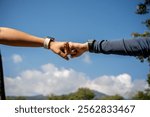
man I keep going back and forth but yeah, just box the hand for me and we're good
[49,41,70,60]
[68,42,89,58]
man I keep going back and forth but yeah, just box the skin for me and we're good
[68,42,89,58]
[0,27,69,60]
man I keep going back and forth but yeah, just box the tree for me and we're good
[6,96,26,100]
[132,73,150,100]
[132,3,150,62]
[130,0,150,100]
[132,91,150,100]
[99,94,124,100]
[143,19,150,29]
[131,32,150,37]
[48,94,67,100]
[136,3,148,14]
[68,88,95,100]
[135,0,150,14]
[131,31,150,63]
[133,1,150,71]
[48,88,95,100]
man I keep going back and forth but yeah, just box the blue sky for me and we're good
[0,0,149,97]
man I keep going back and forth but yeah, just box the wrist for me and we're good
[49,41,55,50]
[83,42,89,51]
[43,36,55,49]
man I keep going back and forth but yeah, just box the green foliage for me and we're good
[48,88,95,100]
[143,19,150,29]
[131,32,150,38]
[135,0,150,14]
[69,88,95,100]
[136,4,148,14]
[132,91,150,100]
[48,94,68,100]
[134,1,150,63]
[99,94,124,100]
[134,2,150,63]
[6,96,26,100]
[132,74,150,100]
[131,31,150,63]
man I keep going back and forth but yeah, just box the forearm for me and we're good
[90,37,150,57]
[0,27,44,47]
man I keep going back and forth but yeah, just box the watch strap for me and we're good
[43,36,55,49]
[88,40,96,52]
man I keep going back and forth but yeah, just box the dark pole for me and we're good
[0,51,6,100]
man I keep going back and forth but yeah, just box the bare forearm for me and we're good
[0,27,44,47]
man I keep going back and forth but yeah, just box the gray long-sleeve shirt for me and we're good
[90,37,150,57]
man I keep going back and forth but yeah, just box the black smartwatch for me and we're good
[88,40,96,52]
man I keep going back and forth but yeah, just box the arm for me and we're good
[91,37,150,57]
[0,27,69,60]
[0,27,44,47]
[69,37,150,58]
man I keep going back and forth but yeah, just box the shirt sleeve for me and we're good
[91,37,150,57]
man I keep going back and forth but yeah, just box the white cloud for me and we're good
[4,63,147,98]
[82,53,92,64]
[84,74,147,98]
[12,54,23,63]
[5,63,87,96]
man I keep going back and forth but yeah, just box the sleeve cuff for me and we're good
[88,40,96,52]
